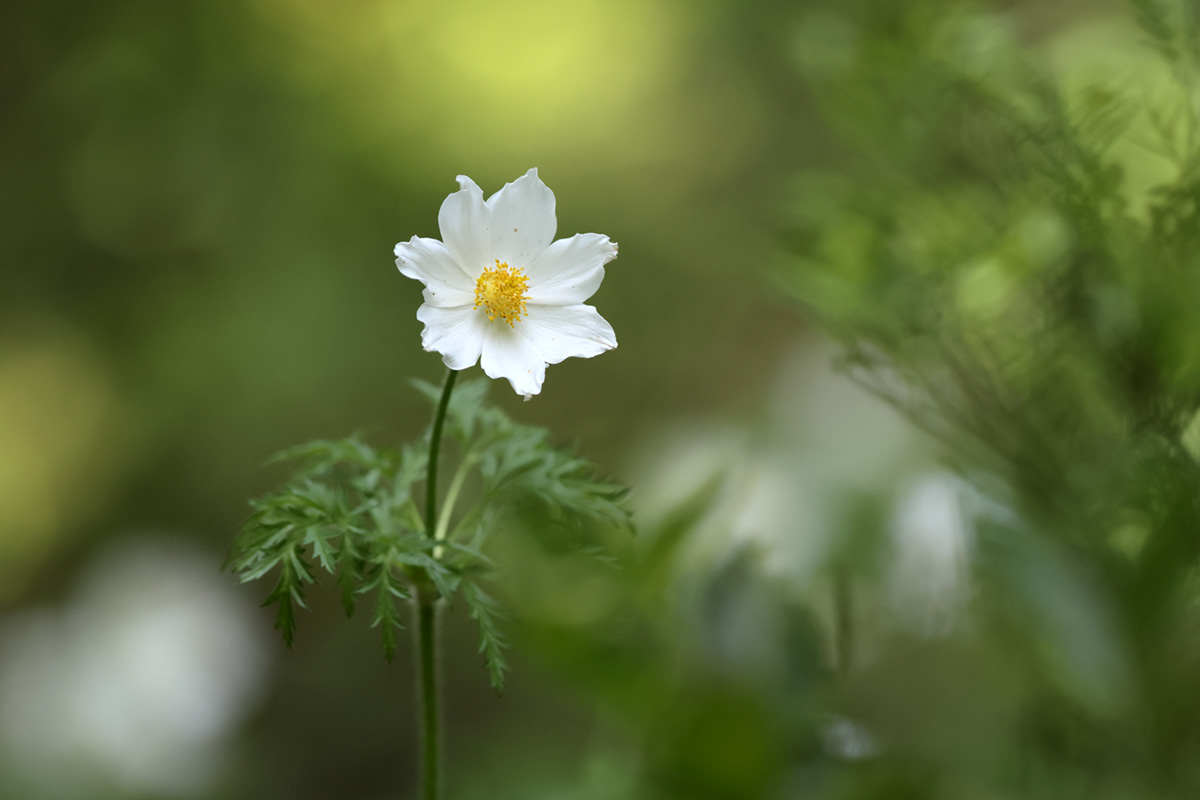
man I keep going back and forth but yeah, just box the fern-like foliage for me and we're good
[228,379,630,690]
[778,1,1200,794]
[785,0,1200,514]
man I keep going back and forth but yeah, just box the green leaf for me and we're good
[337,531,360,618]
[260,545,314,648]
[230,385,628,682]
[364,563,411,661]
[462,580,511,692]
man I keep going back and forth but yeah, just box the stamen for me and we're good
[474,260,529,326]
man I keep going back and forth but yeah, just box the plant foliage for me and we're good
[780,0,1200,795]
[228,379,630,690]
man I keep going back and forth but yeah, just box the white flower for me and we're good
[394,169,618,399]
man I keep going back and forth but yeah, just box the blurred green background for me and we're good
[7,0,1195,799]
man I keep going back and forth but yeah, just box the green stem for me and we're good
[417,593,440,800]
[433,454,475,558]
[425,368,458,539]
[418,367,456,800]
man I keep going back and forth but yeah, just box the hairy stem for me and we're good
[418,367,457,800]
[416,592,440,800]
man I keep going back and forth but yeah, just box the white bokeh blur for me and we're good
[629,339,975,669]
[0,537,269,798]
[888,474,972,638]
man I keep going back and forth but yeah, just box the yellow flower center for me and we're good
[474,259,529,326]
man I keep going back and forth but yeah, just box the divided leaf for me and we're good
[230,379,631,690]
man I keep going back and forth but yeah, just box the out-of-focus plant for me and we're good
[778,0,1200,796]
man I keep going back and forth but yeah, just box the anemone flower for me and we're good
[395,169,618,399]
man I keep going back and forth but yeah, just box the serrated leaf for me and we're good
[260,547,312,647]
[337,532,360,617]
[305,526,338,572]
[462,580,511,692]
[232,386,627,679]
[365,564,411,661]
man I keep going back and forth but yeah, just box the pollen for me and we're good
[474,259,529,326]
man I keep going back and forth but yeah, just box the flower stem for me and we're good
[425,368,458,539]
[418,367,457,800]
[416,591,440,800]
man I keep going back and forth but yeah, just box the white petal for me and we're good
[522,304,617,364]
[480,322,547,399]
[525,233,617,305]
[394,237,475,308]
[487,168,557,268]
[416,304,488,370]
[438,175,492,275]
